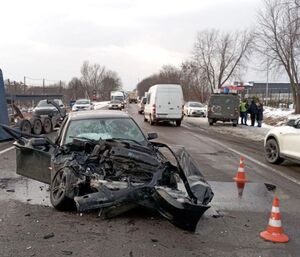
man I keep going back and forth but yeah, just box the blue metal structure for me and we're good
[0,69,10,140]
[6,94,63,102]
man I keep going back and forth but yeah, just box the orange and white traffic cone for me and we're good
[236,181,246,197]
[233,156,248,182]
[260,196,289,243]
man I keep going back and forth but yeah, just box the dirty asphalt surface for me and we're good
[0,104,300,257]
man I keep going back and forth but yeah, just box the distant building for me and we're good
[245,82,292,102]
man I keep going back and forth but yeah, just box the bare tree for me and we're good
[181,61,210,102]
[193,29,253,92]
[80,61,122,100]
[100,71,122,100]
[256,0,300,113]
[68,77,85,99]
[80,61,106,98]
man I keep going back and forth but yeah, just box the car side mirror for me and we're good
[147,132,158,140]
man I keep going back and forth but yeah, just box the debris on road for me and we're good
[43,232,55,239]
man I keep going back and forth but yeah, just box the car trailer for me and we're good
[0,69,64,140]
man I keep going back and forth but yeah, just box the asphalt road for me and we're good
[0,104,299,257]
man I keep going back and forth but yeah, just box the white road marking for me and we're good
[0,146,14,156]
[189,132,300,186]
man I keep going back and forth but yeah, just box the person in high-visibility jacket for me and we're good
[239,99,249,125]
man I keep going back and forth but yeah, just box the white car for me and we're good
[183,101,207,117]
[264,118,300,164]
[72,99,94,111]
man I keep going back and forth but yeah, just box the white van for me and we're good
[144,84,184,126]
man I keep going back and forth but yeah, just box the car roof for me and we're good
[68,110,131,121]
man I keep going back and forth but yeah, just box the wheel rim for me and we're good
[21,121,31,134]
[33,120,42,134]
[265,140,279,162]
[51,170,67,202]
[43,118,52,133]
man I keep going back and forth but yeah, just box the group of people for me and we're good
[239,98,264,127]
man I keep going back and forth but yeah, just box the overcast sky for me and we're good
[0,0,272,90]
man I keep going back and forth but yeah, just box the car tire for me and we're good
[19,119,32,134]
[50,168,76,211]
[43,117,52,134]
[265,138,284,164]
[144,115,147,122]
[32,118,43,135]
[208,119,213,126]
[176,120,181,127]
[233,120,238,127]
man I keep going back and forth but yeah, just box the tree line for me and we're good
[137,0,300,113]
[5,60,122,104]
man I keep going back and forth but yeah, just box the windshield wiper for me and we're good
[109,137,142,146]
[69,136,102,143]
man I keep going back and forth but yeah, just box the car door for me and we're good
[280,120,300,160]
[15,138,54,184]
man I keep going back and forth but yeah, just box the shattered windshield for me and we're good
[64,118,147,145]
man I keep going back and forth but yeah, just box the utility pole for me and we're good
[43,78,45,95]
[266,60,269,106]
[23,76,26,94]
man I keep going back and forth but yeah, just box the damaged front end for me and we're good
[53,138,213,231]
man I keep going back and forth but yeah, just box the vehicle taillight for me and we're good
[152,104,156,116]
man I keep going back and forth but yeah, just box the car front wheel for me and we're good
[50,168,76,211]
[265,138,284,164]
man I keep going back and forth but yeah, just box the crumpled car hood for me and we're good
[53,138,214,231]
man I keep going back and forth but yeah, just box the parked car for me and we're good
[138,97,147,114]
[264,118,300,164]
[207,93,240,126]
[184,101,207,117]
[72,99,93,111]
[0,110,213,231]
[144,84,184,126]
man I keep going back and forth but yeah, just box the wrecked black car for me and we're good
[1,110,213,231]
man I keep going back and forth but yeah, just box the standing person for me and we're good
[248,99,258,126]
[239,99,249,125]
[256,101,264,127]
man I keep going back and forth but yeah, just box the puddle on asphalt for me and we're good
[0,177,50,206]
[209,181,275,212]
